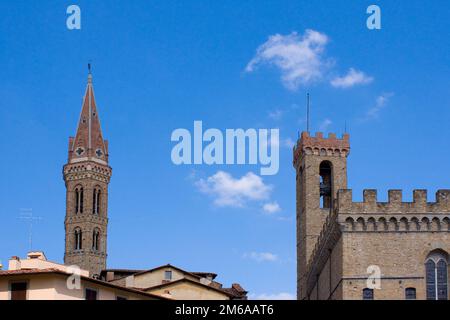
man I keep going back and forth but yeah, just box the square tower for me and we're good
[293,132,350,299]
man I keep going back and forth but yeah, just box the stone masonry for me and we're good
[293,131,450,300]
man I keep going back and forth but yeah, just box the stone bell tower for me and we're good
[293,132,350,299]
[63,69,112,277]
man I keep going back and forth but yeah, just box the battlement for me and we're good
[337,189,450,214]
[293,131,350,166]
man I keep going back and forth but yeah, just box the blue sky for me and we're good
[0,0,449,299]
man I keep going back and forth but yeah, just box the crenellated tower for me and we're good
[293,131,350,300]
[63,70,112,277]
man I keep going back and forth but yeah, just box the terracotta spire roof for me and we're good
[68,70,109,164]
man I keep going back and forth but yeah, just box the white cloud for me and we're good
[331,68,373,88]
[246,30,374,91]
[243,252,278,262]
[262,202,281,214]
[245,30,329,90]
[365,92,394,120]
[250,292,295,300]
[196,171,272,207]
[319,118,332,132]
[268,109,284,120]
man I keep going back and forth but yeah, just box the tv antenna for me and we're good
[18,208,43,252]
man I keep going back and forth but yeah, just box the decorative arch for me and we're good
[421,217,430,231]
[431,218,441,232]
[399,217,409,231]
[388,217,398,231]
[410,217,420,231]
[378,217,388,231]
[345,217,355,231]
[442,218,450,231]
[355,217,365,231]
[367,217,377,231]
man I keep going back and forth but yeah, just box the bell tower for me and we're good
[63,69,112,277]
[293,132,349,299]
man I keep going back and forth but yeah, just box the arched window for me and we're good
[405,288,416,300]
[92,229,100,251]
[75,187,84,214]
[426,250,448,300]
[362,288,374,300]
[92,188,101,215]
[319,161,332,209]
[96,190,101,214]
[74,228,82,250]
[75,188,79,213]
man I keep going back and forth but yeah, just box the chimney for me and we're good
[9,256,21,270]
[27,251,47,261]
[106,271,114,282]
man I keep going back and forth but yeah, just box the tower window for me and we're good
[426,250,449,300]
[92,229,100,251]
[75,188,79,213]
[319,161,332,209]
[405,288,416,300]
[93,188,101,215]
[75,187,84,214]
[362,288,374,300]
[74,228,82,250]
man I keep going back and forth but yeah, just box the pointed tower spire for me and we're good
[63,69,112,277]
[68,68,109,164]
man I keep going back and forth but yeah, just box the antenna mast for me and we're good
[306,93,310,133]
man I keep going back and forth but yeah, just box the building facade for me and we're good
[63,71,112,277]
[102,265,248,300]
[294,131,450,300]
[0,252,162,300]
